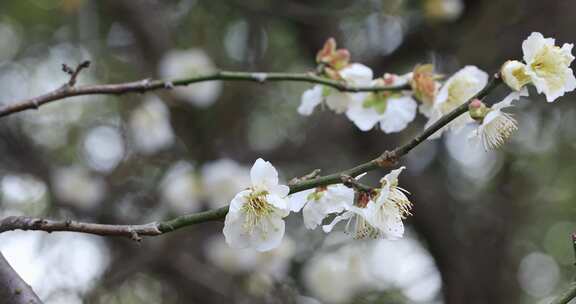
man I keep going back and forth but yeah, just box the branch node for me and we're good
[252,73,267,83]
[62,61,91,87]
[376,150,398,168]
[164,81,174,89]
[139,78,152,93]
[289,169,321,186]
[129,228,142,242]
[340,174,373,193]
[30,100,40,110]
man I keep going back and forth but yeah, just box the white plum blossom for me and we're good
[521,32,576,102]
[298,63,373,115]
[223,158,290,252]
[425,66,489,139]
[129,96,175,154]
[159,49,222,107]
[323,167,412,240]
[288,184,354,230]
[469,88,528,150]
[201,158,251,209]
[346,75,417,133]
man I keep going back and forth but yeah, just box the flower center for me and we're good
[387,187,413,219]
[511,67,531,87]
[481,112,518,150]
[242,190,274,232]
[346,215,381,239]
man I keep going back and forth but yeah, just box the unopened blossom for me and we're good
[410,64,440,108]
[298,63,373,115]
[425,66,488,138]
[288,184,354,230]
[223,158,290,252]
[323,167,413,240]
[469,88,528,150]
[501,60,531,91]
[316,37,351,80]
[521,32,576,102]
[346,76,417,133]
[159,49,222,107]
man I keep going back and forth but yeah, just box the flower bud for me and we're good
[316,38,350,73]
[410,64,438,105]
[501,60,531,91]
[468,99,489,121]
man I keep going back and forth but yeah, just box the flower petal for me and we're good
[287,189,313,213]
[298,85,324,116]
[250,158,279,188]
[345,94,382,131]
[223,210,251,249]
[339,63,373,86]
[322,212,354,233]
[250,214,286,252]
[380,96,417,133]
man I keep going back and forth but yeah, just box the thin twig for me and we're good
[62,60,91,86]
[0,70,408,118]
[0,76,503,239]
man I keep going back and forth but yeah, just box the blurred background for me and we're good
[0,0,575,303]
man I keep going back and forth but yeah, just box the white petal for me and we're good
[364,203,405,240]
[492,87,529,110]
[326,92,352,113]
[381,166,406,186]
[345,94,381,131]
[223,210,251,249]
[228,190,251,213]
[380,96,417,133]
[322,212,354,233]
[303,185,353,229]
[303,202,328,230]
[270,184,290,198]
[266,194,289,214]
[340,63,373,86]
[250,158,279,188]
[522,32,551,63]
[287,189,313,213]
[298,85,324,116]
[250,214,286,252]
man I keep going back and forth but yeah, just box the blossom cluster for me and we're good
[222,32,575,252]
[299,33,575,150]
[223,159,413,252]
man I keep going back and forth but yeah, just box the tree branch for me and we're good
[0,76,503,240]
[0,70,408,118]
[0,252,43,304]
